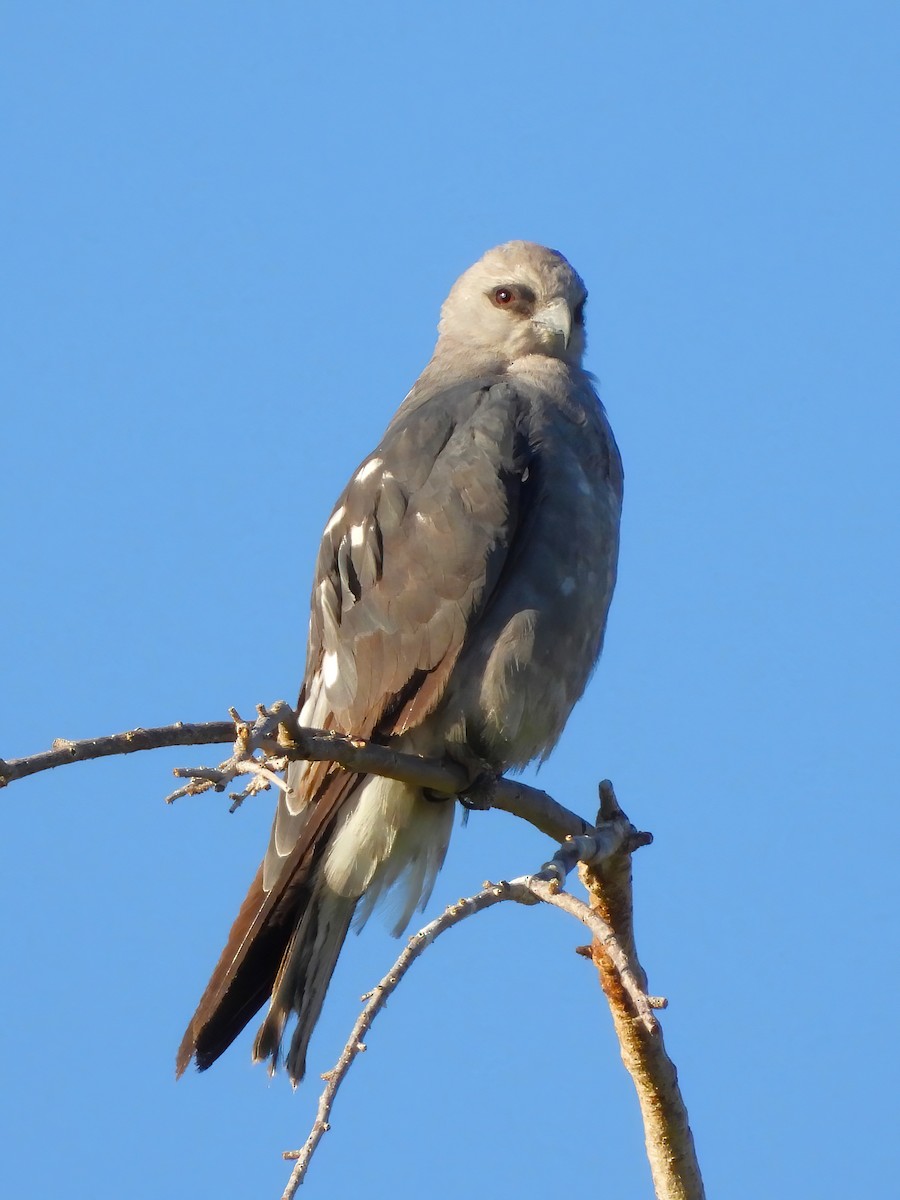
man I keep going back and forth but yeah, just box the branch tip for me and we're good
[597,778,622,822]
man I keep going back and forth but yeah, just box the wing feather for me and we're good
[178,379,534,1075]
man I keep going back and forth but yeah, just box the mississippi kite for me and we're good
[177,242,623,1084]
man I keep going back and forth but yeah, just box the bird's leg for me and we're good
[423,743,499,812]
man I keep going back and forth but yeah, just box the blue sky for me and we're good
[2,3,897,1197]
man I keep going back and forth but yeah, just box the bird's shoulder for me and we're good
[301,373,533,734]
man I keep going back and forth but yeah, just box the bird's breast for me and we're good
[431,389,621,770]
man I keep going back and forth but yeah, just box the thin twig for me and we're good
[0,721,236,785]
[233,760,289,793]
[280,863,657,1196]
[537,825,653,885]
[523,876,658,1031]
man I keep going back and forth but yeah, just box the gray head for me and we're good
[437,241,588,367]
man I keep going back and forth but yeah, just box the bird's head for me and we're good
[437,241,588,367]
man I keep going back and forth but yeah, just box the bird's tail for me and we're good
[176,771,452,1084]
[252,881,356,1084]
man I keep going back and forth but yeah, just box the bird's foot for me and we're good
[450,744,500,812]
[422,744,499,810]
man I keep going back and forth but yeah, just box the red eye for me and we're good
[494,287,516,306]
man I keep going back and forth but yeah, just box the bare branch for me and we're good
[280,858,657,1195]
[537,823,653,886]
[0,721,235,786]
[3,715,703,1197]
[580,781,705,1200]
[523,876,658,1032]
[0,705,590,842]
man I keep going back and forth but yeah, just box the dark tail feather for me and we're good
[176,864,295,1077]
[177,768,361,1082]
[253,883,356,1085]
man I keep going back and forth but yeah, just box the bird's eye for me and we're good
[574,299,586,325]
[493,287,516,306]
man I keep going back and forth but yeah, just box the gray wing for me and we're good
[264,378,533,885]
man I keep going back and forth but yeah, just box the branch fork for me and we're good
[1,708,703,1200]
[278,805,659,1197]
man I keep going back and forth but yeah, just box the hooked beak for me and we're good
[533,297,573,350]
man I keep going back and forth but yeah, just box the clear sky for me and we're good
[2,3,897,1197]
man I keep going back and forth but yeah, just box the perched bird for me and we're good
[176,241,623,1084]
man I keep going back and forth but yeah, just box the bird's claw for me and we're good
[421,745,498,810]
[458,769,499,811]
[447,745,499,811]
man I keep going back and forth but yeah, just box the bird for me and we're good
[176,241,623,1085]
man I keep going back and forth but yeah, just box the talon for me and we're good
[458,774,498,811]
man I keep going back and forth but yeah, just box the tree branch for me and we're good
[579,782,706,1200]
[0,703,590,843]
[2,710,704,1198]
[280,854,658,1197]
[0,720,235,785]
